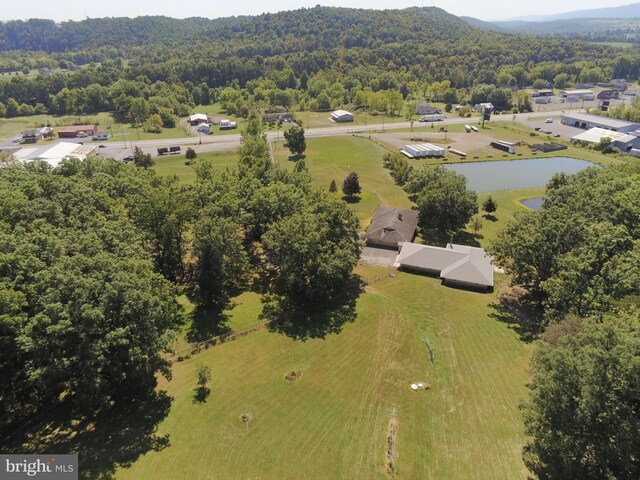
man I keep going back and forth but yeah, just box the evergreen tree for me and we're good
[342,172,361,198]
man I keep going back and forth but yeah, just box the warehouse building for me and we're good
[561,112,640,133]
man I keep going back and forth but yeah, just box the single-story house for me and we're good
[364,206,418,249]
[22,129,44,144]
[397,242,494,290]
[473,103,494,113]
[611,79,628,91]
[415,102,441,115]
[561,112,640,133]
[534,89,554,97]
[57,125,98,138]
[571,127,640,152]
[189,113,209,126]
[331,110,354,123]
[262,112,294,123]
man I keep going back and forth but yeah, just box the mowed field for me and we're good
[274,136,413,227]
[113,130,543,479]
[117,268,532,480]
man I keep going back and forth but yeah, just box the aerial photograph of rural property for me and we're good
[1,0,639,478]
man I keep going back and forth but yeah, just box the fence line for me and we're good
[169,320,272,362]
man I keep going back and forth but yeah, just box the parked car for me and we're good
[123,155,134,162]
[545,118,553,123]
[98,144,107,148]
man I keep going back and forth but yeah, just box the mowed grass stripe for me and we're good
[117,268,530,479]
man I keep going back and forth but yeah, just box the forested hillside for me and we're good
[0,6,638,120]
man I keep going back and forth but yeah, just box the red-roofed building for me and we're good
[57,125,98,138]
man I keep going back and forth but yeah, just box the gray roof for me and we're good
[364,207,418,247]
[562,113,639,130]
[397,243,494,287]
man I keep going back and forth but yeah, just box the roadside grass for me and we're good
[0,112,193,142]
[151,150,239,183]
[116,266,531,480]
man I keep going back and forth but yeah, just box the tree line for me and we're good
[1,7,639,120]
[0,113,360,429]
[491,165,640,478]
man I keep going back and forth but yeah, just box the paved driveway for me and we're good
[360,246,398,266]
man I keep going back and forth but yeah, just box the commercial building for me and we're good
[57,125,98,138]
[330,110,354,123]
[560,112,640,133]
[559,89,595,100]
[3,141,96,168]
[571,127,640,152]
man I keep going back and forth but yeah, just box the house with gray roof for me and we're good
[396,242,494,290]
[364,206,418,249]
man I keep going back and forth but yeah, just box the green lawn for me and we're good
[0,112,193,143]
[152,150,240,183]
[274,136,413,227]
[116,266,532,479]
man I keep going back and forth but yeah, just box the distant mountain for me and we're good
[460,16,507,32]
[508,2,640,22]
[490,17,640,43]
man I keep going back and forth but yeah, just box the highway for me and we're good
[4,108,582,162]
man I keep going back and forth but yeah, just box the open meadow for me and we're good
[116,267,532,480]
[111,131,548,479]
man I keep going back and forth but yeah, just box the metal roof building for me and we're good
[571,127,640,152]
[560,112,640,133]
[5,141,96,168]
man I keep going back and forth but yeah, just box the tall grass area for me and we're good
[117,268,531,479]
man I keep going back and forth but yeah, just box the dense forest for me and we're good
[0,117,360,428]
[0,7,639,120]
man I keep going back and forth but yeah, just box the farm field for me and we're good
[116,266,532,480]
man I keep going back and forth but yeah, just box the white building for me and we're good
[401,143,446,158]
[331,110,354,123]
[7,141,96,168]
[571,127,640,152]
[561,113,640,133]
[559,89,595,100]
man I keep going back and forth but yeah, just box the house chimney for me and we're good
[398,213,403,221]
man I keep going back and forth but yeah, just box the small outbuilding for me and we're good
[364,207,418,249]
[331,110,354,123]
[401,143,446,158]
[189,113,209,126]
[397,243,494,290]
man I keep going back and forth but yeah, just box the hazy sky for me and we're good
[0,0,634,22]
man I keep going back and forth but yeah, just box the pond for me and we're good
[520,197,544,211]
[443,157,596,192]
